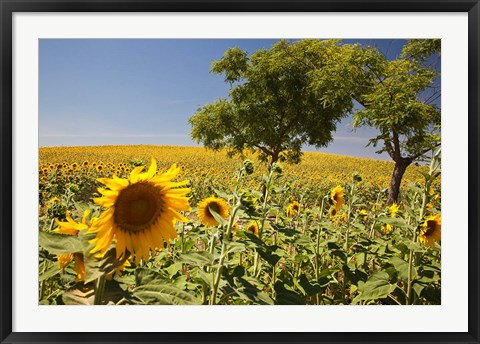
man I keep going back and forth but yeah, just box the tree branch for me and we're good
[392,129,402,163]
[383,135,395,160]
[228,122,273,157]
[407,142,441,161]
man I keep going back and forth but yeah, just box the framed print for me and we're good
[1,1,479,343]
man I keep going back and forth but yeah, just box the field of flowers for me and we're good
[38,145,441,305]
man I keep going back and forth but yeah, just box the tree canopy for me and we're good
[189,39,441,204]
[189,39,375,167]
[352,39,441,204]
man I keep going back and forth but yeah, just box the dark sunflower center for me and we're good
[114,182,163,233]
[207,202,221,217]
[424,220,437,236]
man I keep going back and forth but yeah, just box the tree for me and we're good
[189,39,371,171]
[352,39,441,204]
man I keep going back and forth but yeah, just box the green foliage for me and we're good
[38,159,441,305]
[39,231,84,255]
[131,269,201,305]
[352,39,441,203]
[352,271,397,304]
[353,39,441,162]
[189,39,369,166]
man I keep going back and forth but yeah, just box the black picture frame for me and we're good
[1,1,479,343]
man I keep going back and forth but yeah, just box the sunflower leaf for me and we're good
[178,252,214,267]
[295,274,322,296]
[38,264,62,282]
[407,183,423,194]
[132,284,200,305]
[213,188,233,201]
[39,231,84,254]
[388,256,411,281]
[226,242,247,254]
[190,267,214,288]
[208,206,228,226]
[376,217,408,228]
[135,268,167,285]
[352,271,397,304]
[274,281,305,305]
[229,277,274,305]
[84,248,128,284]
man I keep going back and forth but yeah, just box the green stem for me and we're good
[343,183,355,304]
[39,260,49,300]
[272,232,277,283]
[206,230,217,273]
[39,219,56,300]
[315,225,322,305]
[368,221,376,239]
[253,253,260,278]
[259,169,274,239]
[94,276,106,305]
[180,223,185,254]
[253,168,275,276]
[407,153,438,304]
[406,231,418,305]
[210,206,240,305]
[344,183,355,252]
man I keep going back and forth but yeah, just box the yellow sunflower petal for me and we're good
[115,230,127,259]
[143,158,157,180]
[97,177,128,191]
[129,166,146,184]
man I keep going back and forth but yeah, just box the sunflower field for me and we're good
[38,145,441,305]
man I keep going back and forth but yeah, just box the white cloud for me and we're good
[40,133,189,138]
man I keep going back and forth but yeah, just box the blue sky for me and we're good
[39,39,410,160]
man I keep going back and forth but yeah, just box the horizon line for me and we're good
[38,143,393,162]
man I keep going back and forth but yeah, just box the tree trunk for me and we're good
[387,161,409,205]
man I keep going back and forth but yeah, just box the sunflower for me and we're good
[47,197,61,208]
[286,201,300,218]
[87,158,191,264]
[419,214,441,247]
[382,224,393,235]
[358,209,368,221]
[331,185,344,210]
[382,203,399,235]
[389,203,399,217]
[197,197,229,227]
[54,210,89,281]
[245,221,259,236]
[329,207,338,219]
